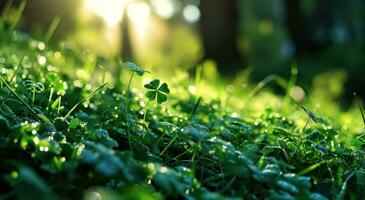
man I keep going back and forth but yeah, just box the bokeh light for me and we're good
[127,2,151,24]
[84,0,127,26]
[183,5,200,23]
[151,0,176,19]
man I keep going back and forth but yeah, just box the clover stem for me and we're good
[160,135,177,156]
[300,117,310,159]
[32,85,36,104]
[125,72,135,111]
[143,100,149,123]
[191,141,201,176]
[127,129,132,150]
[125,73,135,150]
[47,87,54,110]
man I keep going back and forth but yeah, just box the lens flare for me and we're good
[84,0,127,26]
[127,2,151,37]
[151,0,176,19]
[127,2,151,24]
[183,5,200,23]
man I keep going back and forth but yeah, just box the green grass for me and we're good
[1,13,365,200]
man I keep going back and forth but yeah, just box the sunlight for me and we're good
[127,2,150,24]
[151,0,176,19]
[127,2,151,37]
[84,0,128,26]
[83,0,152,55]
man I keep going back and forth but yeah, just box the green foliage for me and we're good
[14,166,57,200]
[0,27,365,200]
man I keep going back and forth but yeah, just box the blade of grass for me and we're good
[8,55,24,83]
[284,64,298,106]
[37,114,52,124]
[354,93,365,126]
[44,16,60,44]
[125,72,135,111]
[160,135,178,156]
[188,97,201,122]
[191,141,201,176]
[298,160,326,176]
[63,82,108,120]
[195,65,202,94]
[47,87,54,109]
[9,0,26,32]
[0,0,14,32]
[248,74,286,98]
[0,76,41,120]
[1,0,14,19]
[336,172,354,200]
[50,96,62,114]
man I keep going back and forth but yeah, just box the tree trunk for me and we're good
[284,0,334,57]
[199,0,243,75]
[120,9,133,62]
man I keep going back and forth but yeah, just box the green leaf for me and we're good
[54,117,69,131]
[313,144,329,155]
[0,114,9,131]
[309,193,328,200]
[181,124,209,141]
[124,62,146,76]
[146,91,157,101]
[69,118,80,129]
[158,83,170,94]
[144,79,160,90]
[277,180,299,193]
[50,96,61,111]
[15,166,57,200]
[95,129,119,148]
[157,93,168,104]
[36,114,52,125]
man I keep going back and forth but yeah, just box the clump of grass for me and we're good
[63,82,108,120]
[0,76,41,120]
[354,92,365,126]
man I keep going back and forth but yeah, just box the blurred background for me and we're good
[1,0,364,105]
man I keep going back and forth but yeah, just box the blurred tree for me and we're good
[0,1,11,13]
[199,0,244,75]
[284,0,334,57]
[1,0,79,40]
[120,8,133,61]
[0,2,5,11]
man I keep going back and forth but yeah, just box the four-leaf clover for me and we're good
[144,79,170,104]
[121,61,170,104]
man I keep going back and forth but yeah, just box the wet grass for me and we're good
[1,13,365,200]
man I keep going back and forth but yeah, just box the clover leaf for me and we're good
[122,62,147,76]
[144,79,170,104]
